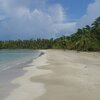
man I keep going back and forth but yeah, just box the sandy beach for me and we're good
[5,50,100,100]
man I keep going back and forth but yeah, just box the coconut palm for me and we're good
[91,17,100,41]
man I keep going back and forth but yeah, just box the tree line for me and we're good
[0,17,100,51]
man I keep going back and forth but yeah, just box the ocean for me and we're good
[0,49,41,100]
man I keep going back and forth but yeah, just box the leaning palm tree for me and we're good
[75,28,99,51]
[91,17,100,41]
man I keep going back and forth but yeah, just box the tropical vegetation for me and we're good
[0,17,100,51]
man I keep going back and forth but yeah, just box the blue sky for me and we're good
[48,0,93,19]
[0,0,100,40]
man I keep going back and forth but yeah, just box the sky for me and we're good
[0,0,100,40]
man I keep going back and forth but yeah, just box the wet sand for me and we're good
[5,50,100,100]
[5,50,52,100]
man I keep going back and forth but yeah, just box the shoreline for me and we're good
[0,50,41,100]
[5,50,52,100]
[32,50,100,100]
[5,50,100,100]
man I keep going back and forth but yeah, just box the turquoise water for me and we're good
[0,49,40,100]
[0,49,40,72]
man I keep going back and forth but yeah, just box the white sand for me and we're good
[32,50,100,100]
[5,50,100,100]
[5,50,52,100]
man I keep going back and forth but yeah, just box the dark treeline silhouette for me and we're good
[0,17,100,51]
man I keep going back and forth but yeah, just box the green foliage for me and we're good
[0,17,100,51]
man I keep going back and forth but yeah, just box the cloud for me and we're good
[1,0,99,40]
[0,0,76,40]
[77,0,100,27]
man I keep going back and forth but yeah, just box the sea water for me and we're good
[0,49,41,100]
[0,49,40,72]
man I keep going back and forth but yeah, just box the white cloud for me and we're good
[78,0,100,27]
[0,0,76,40]
[51,22,76,34]
[47,4,65,23]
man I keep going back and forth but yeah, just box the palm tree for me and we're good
[75,27,99,51]
[91,17,100,41]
